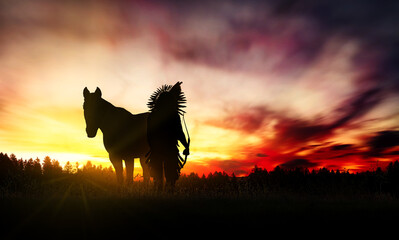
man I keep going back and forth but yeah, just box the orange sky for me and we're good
[0,0,398,176]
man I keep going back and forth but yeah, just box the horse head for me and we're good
[83,87,102,138]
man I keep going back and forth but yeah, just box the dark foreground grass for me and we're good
[2,154,399,238]
[2,191,399,239]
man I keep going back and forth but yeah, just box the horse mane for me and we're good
[100,98,135,118]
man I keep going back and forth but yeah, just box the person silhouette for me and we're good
[146,82,190,192]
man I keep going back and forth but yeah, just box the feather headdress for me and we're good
[147,81,186,115]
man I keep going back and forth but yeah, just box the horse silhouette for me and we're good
[83,87,149,184]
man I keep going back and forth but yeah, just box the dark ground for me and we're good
[2,154,399,238]
[2,194,399,239]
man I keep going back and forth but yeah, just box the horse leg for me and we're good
[110,154,123,185]
[125,158,134,184]
[140,157,150,184]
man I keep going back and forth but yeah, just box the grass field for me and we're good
[2,153,399,238]
[2,186,399,239]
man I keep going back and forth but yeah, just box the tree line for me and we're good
[1,152,399,198]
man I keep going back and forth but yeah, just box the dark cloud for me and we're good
[275,0,399,91]
[387,151,399,156]
[325,165,341,169]
[330,88,382,129]
[207,87,386,148]
[367,131,399,156]
[205,106,272,133]
[331,144,353,151]
[280,159,318,169]
[256,153,268,157]
[274,87,383,146]
[327,153,357,160]
[274,119,328,144]
[157,2,325,74]
[154,0,399,91]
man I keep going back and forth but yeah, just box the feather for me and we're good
[147,82,186,115]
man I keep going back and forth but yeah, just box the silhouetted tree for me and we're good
[247,165,268,190]
[42,156,62,178]
[42,156,52,175]
[75,162,80,173]
[33,157,42,177]
[387,160,399,195]
[2,151,399,198]
[0,153,13,184]
[230,173,239,193]
[83,161,94,171]
[64,161,73,174]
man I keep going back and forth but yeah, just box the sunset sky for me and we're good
[0,0,398,176]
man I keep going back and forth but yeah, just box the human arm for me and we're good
[176,115,190,155]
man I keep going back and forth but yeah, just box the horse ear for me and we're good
[94,87,102,98]
[83,87,90,98]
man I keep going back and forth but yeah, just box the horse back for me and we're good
[103,110,150,158]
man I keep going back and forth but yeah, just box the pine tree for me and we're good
[52,159,62,175]
[64,161,73,174]
[33,157,42,177]
[42,156,53,176]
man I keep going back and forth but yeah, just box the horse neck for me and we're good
[98,99,116,134]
